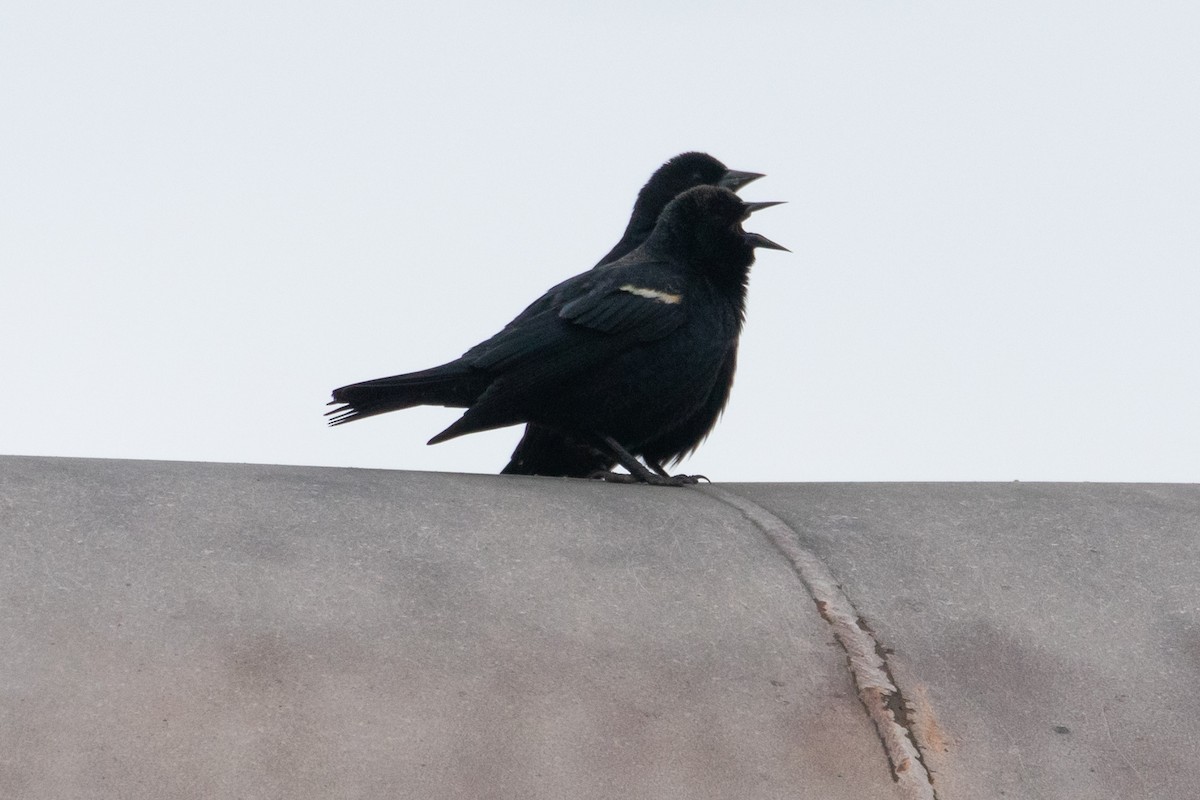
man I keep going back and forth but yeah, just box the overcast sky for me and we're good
[3,2,1198,482]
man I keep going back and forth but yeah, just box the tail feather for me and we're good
[326,360,488,426]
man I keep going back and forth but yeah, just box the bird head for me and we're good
[650,186,787,280]
[634,152,764,222]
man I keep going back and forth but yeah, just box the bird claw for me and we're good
[660,473,707,486]
[589,470,706,487]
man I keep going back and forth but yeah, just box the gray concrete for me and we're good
[1,456,1198,798]
[736,482,1200,799]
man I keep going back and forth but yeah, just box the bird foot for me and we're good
[589,470,706,487]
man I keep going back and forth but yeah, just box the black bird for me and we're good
[327,185,786,486]
[503,152,764,477]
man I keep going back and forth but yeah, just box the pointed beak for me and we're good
[718,169,765,192]
[742,200,785,215]
[744,231,790,252]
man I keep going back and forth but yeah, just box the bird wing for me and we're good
[462,265,687,375]
[558,278,687,340]
[427,267,689,444]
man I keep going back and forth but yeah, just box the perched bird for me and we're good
[503,152,764,477]
[327,185,785,486]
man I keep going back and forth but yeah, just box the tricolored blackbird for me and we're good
[327,185,785,486]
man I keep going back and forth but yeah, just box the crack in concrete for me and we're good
[858,614,938,789]
[699,486,940,800]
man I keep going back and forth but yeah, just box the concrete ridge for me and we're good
[701,485,937,799]
[3,455,1198,799]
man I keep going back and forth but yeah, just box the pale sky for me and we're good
[3,2,1198,482]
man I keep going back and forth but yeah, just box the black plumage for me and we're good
[327,185,785,486]
[502,152,764,477]
[593,152,764,268]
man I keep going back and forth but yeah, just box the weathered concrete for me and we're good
[1,456,1197,799]
[736,482,1200,799]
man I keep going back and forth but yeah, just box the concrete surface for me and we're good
[1,455,1197,799]
[737,482,1200,800]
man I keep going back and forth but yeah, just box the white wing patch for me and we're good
[619,284,682,304]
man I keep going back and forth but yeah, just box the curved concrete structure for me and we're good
[2,455,1197,798]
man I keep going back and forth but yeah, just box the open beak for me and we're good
[719,169,765,192]
[741,201,787,250]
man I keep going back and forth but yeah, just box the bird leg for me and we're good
[589,436,704,487]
